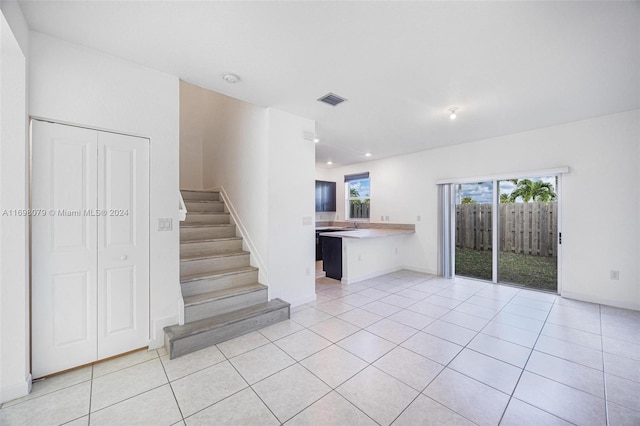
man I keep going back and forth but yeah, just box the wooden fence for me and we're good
[350,203,370,219]
[456,202,557,257]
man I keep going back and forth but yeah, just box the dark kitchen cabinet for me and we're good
[322,236,342,280]
[315,180,336,212]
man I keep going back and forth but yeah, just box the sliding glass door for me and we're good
[449,175,559,293]
[454,182,494,282]
[497,177,558,291]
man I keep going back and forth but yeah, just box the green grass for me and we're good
[455,247,557,291]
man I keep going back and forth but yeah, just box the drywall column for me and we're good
[0,9,30,403]
[266,108,316,305]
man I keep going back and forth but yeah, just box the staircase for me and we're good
[164,189,290,359]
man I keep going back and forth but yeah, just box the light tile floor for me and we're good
[2,271,640,425]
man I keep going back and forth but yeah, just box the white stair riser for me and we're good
[180,254,250,276]
[185,289,268,323]
[182,191,219,201]
[185,213,230,224]
[166,305,289,359]
[180,239,243,257]
[185,202,225,212]
[181,226,236,240]
[181,269,259,297]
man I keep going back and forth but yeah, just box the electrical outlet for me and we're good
[305,267,310,276]
[417,215,421,221]
[358,255,362,261]
[385,216,389,221]
[610,270,620,280]
[395,248,398,255]
[302,216,312,226]
[381,215,384,221]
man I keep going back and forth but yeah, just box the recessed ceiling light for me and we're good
[326,161,333,165]
[222,73,240,84]
[449,107,458,120]
[365,153,372,157]
[313,138,320,143]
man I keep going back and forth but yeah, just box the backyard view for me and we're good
[455,178,558,291]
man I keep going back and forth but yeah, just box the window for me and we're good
[345,172,370,219]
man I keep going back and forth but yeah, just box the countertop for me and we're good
[319,229,414,239]
[315,226,353,231]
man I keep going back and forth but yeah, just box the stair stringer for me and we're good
[213,186,269,287]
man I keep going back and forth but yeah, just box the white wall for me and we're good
[179,81,204,190]
[180,82,270,280]
[266,108,316,305]
[0,7,29,404]
[180,84,316,305]
[322,110,640,310]
[29,32,181,348]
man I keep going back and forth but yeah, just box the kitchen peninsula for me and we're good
[317,222,415,284]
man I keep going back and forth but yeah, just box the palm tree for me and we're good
[461,197,476,204]
[500,193,513,203]
[509,179,556,202]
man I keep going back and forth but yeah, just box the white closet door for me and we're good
[32,121,150,378]
[32,121,99,378]
[97,131,149,359]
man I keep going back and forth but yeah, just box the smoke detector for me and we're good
[222,73,240,84]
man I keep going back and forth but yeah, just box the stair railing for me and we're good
[179,191,187,221]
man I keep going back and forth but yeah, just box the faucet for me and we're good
[353,221,359,229]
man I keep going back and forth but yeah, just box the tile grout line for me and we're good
[600,304,610,426]
[495,292,570,426]
[157,349,187,423]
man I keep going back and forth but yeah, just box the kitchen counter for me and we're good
[319,229,414,239]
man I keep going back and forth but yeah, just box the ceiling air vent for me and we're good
[318,92,348,106]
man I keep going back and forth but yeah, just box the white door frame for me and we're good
[30,118,151,377]
[438,167,567,294]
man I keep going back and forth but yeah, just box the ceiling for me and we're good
[17,1,640,168]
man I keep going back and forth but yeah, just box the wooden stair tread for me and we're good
[180,237,242,245]
[180,251,249,262]
[188,212,229,216]
[183,283,266,306]
[180,265,258,283]
[165,298,289,340]
[181,189,220,193]
[180,223,234,229]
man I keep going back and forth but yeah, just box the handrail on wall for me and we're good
[179,191,187,222]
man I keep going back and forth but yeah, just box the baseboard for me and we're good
[285,293,317,308]
[0,373,32,404]
[149,315,179,350]
[216,186,269,285]
[341,266,404,285]
[402,265,439,276]
[561,291,640,311]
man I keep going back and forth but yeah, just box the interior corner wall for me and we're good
[28,32,181,349]
[0,7,29,404]
[322,110,640,310]
[266,108,316,306]
[179,81,204,190]
[179,84,316,306]
[180,83,270,279]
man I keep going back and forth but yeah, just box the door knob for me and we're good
[119,255,128,261]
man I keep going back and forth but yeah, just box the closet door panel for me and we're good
[31,121,98,378]
[97,131,150,359]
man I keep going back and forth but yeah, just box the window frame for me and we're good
[345,173,370,221]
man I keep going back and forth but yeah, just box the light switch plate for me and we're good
[158,218,173,231]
